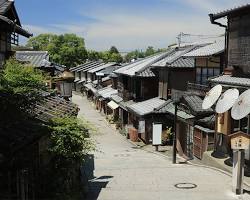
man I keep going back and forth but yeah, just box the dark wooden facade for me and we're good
[195,55,224,85]
[117,75,158,102]
[0,1,32,67]
[157,67,195,99]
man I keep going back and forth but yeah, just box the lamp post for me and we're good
[59,68,75,100]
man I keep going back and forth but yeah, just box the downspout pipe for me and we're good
[209,14,228,68]
[208,14,227,28]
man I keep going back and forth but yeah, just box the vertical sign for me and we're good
[138,120,145,133]
[153,123,162,145]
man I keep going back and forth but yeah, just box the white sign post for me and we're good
[230,131,250,195]
[153,123,162,151]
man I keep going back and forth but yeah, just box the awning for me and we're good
[107,101,119,110]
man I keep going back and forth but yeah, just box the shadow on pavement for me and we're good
[81,154,113,200]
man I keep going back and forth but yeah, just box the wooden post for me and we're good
[155,145,159,152]
[232,149,244,195]
[230,131,250,195]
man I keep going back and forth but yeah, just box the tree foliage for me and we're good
[87,46,123,63]
[124,46,166,62]
[26,33,56,50]
[46,117,95,199]
[26,33,88,67]
[49,117,95,165]
[0,59,45,122]
[87,50,101,61]
[109,46,119,54]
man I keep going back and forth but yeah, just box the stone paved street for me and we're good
[72,93,250,200]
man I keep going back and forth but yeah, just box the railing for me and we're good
[187,82,209,96]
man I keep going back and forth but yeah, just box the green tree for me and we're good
[0,58,45,122]
[109,52,123,63]
[49,117,95,164]
[26,33,88,67]
[124,50,145,62]
[47,117,95,199]
[87,50,101,61]
[145,46,155,56]
[109,46,119,54]
[26,33,56,50]
[99,50,123,63]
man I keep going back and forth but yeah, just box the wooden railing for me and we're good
[187,82,209,96]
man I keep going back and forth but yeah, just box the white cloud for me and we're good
[23,0,250,51]
[181,0,249,13]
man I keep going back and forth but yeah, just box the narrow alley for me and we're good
[73,93,249,200]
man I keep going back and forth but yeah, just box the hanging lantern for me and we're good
[59,69,75,98]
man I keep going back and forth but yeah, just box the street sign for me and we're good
[138,120,145,133]
[230,131,250,150]
[230,131,250,194]
[153,123,162,145]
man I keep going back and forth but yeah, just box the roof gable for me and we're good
[0,0,21,25]
[210,4,250,20]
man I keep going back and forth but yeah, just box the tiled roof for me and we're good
[0,0,12,14]
[194,125,214,133]
[114,52,169,77]
[210,4,250,20]
[154,99,195,120]
[183,95,213,116]
[183,39,225,57]
[169,57,195,68]
[209,75,250,87]
[88,62,117,73]
[70,61,101,72]
[136,67,155,77]
[127,97,166,116]
[152,46,197,68]
[16,51,50,68]
[99,65,122,75]
[84,83,97,93]
[110,94,123,103]
[92,76,111,85]
[34,94,78,122]
[0,15,32,37]
[196,115,215,130]
[77,62,103,72]
[119,100,135,111]
[96,86,118,99]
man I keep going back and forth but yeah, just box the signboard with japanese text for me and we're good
[230,131,250,150]
[138,120,145,133]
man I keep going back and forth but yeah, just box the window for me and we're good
[196,67,221,85]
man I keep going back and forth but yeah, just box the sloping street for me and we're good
[73,93,249,200]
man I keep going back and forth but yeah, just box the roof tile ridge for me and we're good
[136,50,174,75]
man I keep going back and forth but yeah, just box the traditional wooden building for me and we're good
[70,61,119,92]
[112,52,170,139]
[0,92,78,199]
[15,51,66,76]
[0,0,32,66]
[183,39,224,85]
[206,4,250,159]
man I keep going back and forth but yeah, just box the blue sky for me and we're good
[16,0,249,51]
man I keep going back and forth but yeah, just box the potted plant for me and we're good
[161,126,173,146]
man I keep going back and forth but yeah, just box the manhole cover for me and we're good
[174,183,197,189]
[114,154,130,157]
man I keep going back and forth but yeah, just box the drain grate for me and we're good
[174,183,197,189]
